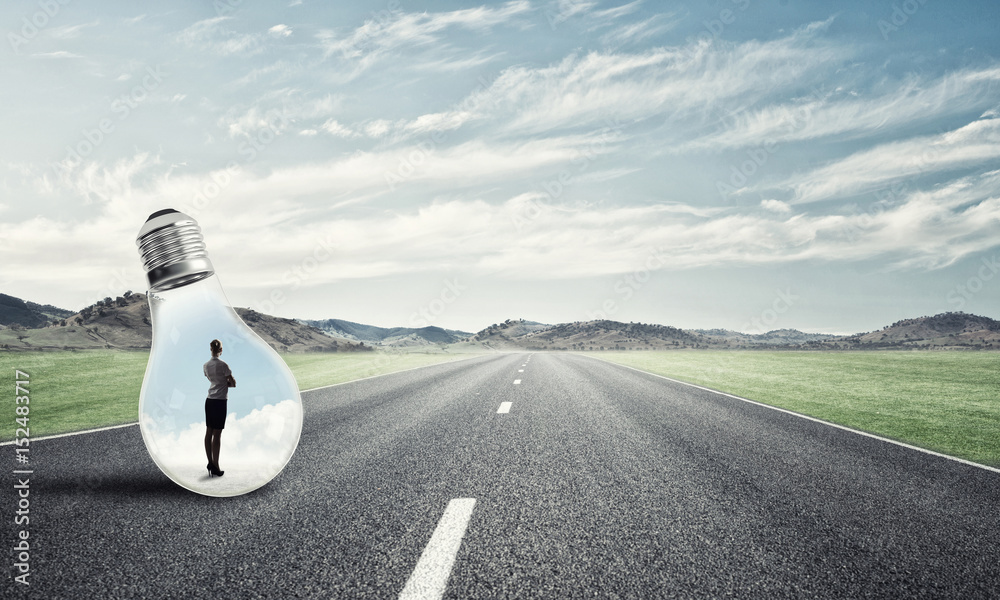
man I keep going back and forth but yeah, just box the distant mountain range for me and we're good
[301,318,471,347]
[461,314,1000,351]
[2,292,998,352]
[0,292,370,353]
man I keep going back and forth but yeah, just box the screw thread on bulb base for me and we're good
[136,209,215,291]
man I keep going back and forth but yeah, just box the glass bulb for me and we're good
[135,209,302,497]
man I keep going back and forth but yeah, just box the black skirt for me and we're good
[205,398,228,429]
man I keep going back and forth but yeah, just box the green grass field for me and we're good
[0,349,477,442]
[4,349,998,468]
[591,350,1000,467]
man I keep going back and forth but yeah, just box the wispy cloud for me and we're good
[177,16,265,56]
[30,51,83,59]
[773,115,1000,204]
[317,1,531,77]
[592,1,644,21]
[683,66,1000,152]
[456,21,843,136]
[47,21,99,39]
[599,13,680,47]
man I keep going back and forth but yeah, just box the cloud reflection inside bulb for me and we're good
[141,399,301,496]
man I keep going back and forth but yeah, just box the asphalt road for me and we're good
[5,352,1000,598]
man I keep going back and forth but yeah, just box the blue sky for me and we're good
[2,0,999,334]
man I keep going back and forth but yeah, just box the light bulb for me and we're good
[135,208,302,497]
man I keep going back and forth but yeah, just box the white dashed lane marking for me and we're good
[399,498,477,600]
[513,379,521,384]
[497,402,512,414]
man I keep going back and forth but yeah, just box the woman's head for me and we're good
[210,339,223,357]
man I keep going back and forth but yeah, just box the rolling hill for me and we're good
[837,312,1000,349]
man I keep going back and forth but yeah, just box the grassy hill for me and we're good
[0,293,74,328]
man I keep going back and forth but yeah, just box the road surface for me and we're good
[4,352,1000,598]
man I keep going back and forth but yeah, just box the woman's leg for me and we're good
[211,429,222,468]
[205,427,213,466]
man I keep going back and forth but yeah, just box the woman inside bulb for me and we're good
[203,338,236,477]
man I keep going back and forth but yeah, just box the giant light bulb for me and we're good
[135,208,302,497]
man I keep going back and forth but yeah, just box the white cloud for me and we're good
[269,24,292,37]
[219,106,290,139]
[141,400,301,496]
[364,119,392,138]
[320,119,359,138]
[761,199,791,213]
[5,162,1000,313]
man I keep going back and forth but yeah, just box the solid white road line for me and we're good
[0,422,139,446]
[497,402,512,414]
[585,355,1000,475]
[399,498,477,600]
[513,379,521,384]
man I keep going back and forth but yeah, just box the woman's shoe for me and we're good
[211,464,224,477]
[207,462,214,477]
